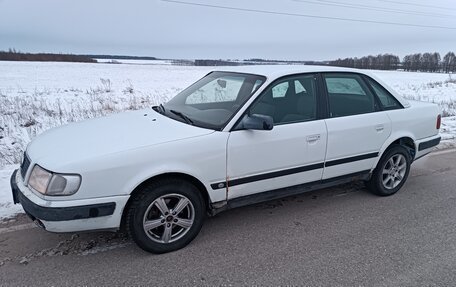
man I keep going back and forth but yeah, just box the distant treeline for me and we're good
[84,54,157,60]
[193,59,327,66]
[0,50,97,63]
[329,52,456,73]
[194,59,242,66]
[3,48,456,73]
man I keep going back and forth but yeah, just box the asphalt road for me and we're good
[1,149,456,286]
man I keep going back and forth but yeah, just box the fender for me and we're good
[373,131,416,168]
[123,162,216,201]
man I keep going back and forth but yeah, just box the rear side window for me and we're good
[295,80,307,94]
[324,73,377,118]
[326,77,366,95]
[366,78,402,110]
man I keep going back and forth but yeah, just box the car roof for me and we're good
[212,65,371,79]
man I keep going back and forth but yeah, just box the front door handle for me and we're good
[306,134,321,142]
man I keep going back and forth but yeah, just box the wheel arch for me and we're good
[375,135,416,168]
[119,172,212,232]
[366,137,414,196]
[391,137,416,158]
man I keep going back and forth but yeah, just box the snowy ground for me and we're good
[373,70,456,142]
[0,61,212,165]
[1,61,455,219]
[0,164,22,218]
[374,70,456,118]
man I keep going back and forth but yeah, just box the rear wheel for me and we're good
[127,178,205,253]
[366,145,411,196]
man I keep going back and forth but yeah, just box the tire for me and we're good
[366,145,411,196]
[126,178,205,253]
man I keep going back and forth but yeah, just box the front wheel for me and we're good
[126,178,205,253]
[366,145,411,196]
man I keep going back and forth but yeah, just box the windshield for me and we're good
[158,71,266,130]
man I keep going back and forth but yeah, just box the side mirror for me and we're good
[235,114,274,131]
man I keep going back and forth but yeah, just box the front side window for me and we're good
[271,82,289,98]
[250,74,317,124]
[163,72,266,130]
[324,73,376,117]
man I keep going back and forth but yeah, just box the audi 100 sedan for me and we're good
[11,65,441,253]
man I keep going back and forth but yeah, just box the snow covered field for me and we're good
[1,61,456,219]
[0,61,212,166]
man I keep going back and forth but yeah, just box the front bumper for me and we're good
[10,169,129,232]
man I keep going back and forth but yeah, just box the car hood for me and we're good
[27,109,214,171]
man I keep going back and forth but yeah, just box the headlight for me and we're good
[28,165,81,196]
[28,165,52,194]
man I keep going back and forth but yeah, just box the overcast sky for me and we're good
[0,0,455,60]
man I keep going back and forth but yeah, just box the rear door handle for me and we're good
[306,134,321,142]
[375,125,384,132]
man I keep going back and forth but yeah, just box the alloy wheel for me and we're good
[142,193,195,244]
[381,154,407,190]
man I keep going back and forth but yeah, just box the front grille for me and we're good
[20,152,31,179]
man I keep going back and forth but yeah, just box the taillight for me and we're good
[437,114,441,130]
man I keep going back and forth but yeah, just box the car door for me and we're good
[322,73,392,179]
[225,74,328,200]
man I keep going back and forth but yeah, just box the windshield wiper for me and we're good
[153,103,167,115]
[170,109,194,125]
[158,103,166,114]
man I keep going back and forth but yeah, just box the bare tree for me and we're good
[443,52,456,73]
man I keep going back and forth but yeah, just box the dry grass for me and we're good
[0,78,175,166]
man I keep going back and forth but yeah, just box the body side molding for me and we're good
[211,152,378,190]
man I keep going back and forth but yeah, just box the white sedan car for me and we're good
[11,65,441,253]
